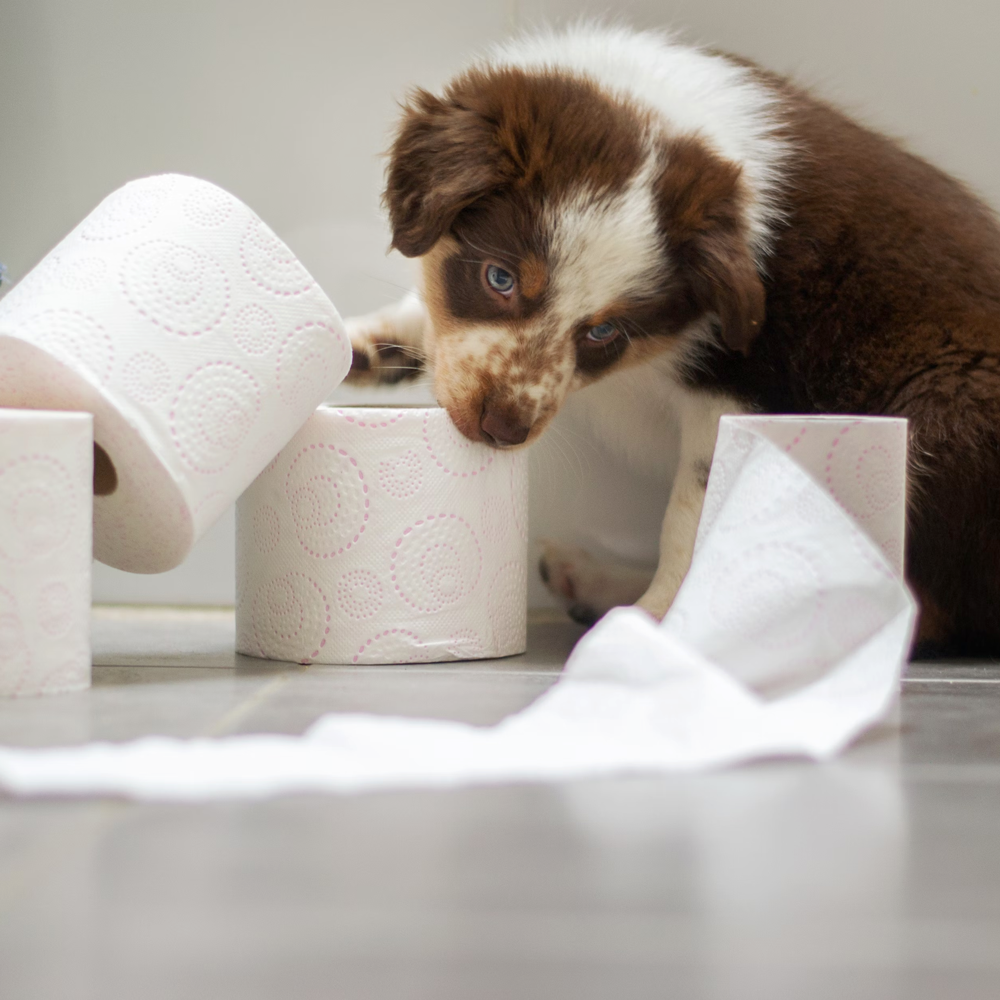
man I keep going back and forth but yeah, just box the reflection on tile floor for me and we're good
[1,607,999,999]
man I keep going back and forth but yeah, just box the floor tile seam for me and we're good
[902,677,1000,685]
[303,667,565,678]
[202,673,301,737]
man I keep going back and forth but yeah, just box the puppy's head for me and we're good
[385,65,765,447]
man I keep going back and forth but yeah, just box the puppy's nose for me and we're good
[480,399,531,447]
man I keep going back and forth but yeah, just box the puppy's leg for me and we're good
[637,391,744,620]
[538,540,654,625]
[344,290,428,384]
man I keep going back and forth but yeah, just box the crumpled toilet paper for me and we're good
[0,174,350,572]
[236,406,529,664]
[0,416,916,797]
[0,409,92,697]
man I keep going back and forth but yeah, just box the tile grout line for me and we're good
[902,677,1000,685]
[203,673,299,737]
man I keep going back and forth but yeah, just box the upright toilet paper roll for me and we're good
[0,409,92,697]
[236,407,529,664]
[0,175,351,572]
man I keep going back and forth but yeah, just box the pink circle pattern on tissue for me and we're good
[232,303,278,356]
[0,455,74,561]
[181,185,236,228]
[252,504,281,553]
[285,444,369,558]
[488,561,526,652]
[709,541,823,650]
[390,514,482,614]
[276,322,347,409]
[423,411,493,478]
[121,351,172,403]
[447,628,486,659]
[334,410,404,430]
[336,569,384,621]
[377,449,424,500]
[79,182,169,241]
[122,240,229,336]
[0,587,31,697]
[36,582,74,638]
[252,572,330,663]
[170,362,261,474]
[240,218,314,296]
[11,310,114,385]
[353,628,432,665]
[824,427,905,520]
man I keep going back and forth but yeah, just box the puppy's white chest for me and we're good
[563,363,682,484]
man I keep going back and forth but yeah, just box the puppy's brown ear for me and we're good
[657,139,766,355]
[385,89,505,258]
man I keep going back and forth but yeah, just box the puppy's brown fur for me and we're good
[358,32,1000,654]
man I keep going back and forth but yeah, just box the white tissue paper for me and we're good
[0,175,351,572]
[0,416,916,797]
[0,409,92,697]
[236,406,529,664]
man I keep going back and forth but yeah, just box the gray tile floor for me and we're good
[1,608,999,999]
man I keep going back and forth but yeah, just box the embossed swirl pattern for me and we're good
[0,455,75,561]
[285,444,369,558]
[390,514,482,614]
[170,363,261,474]
[122,240,229,336]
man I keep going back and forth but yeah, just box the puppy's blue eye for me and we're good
[586,322,618,343]
[486,265,515,295]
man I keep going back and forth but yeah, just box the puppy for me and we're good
[347,25,1000,655]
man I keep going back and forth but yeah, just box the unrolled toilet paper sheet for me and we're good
[236,406,528,665]
[0,417,916,797]
[0,409,92,698]
[0,175,351,572]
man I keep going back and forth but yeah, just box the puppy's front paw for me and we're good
[538,540,652,627]
[344,316,425,385]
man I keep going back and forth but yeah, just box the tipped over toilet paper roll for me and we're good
[0,409,92,697]
[0,175,351,572]
[236,406,529,664]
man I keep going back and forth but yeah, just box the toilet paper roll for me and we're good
[236,407,529,664]
[0,175,351,572]
[0,409,92,697]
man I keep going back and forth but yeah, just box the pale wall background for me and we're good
[1,0,998,606]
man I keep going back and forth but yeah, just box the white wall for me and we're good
[3,0,998,606]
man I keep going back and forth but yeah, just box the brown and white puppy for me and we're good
[347,25,1000,655]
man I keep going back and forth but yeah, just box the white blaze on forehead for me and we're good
[435,315,577,421]
[546,158,665,328]
[486,25,788,258]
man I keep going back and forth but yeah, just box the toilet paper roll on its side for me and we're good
[0,409,92,697]
[236,407,529,664]
[0,175,351,572]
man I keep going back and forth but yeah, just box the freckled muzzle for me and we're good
[428,322,574,450]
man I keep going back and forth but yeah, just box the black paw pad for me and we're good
[567,603,600,627]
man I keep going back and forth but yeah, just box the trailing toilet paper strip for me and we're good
[0,416,914,795]
[0,409,92,697]
[236,406,529,664]
[0,175,351,572]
